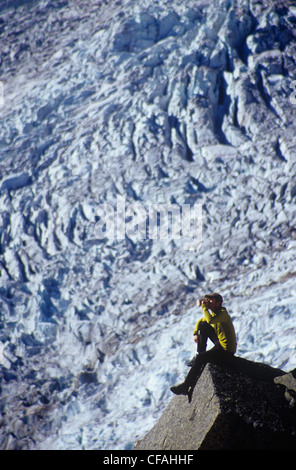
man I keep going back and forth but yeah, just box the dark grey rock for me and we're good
[134,360,296,450]
[274,368,296,408]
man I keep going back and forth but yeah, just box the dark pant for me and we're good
[196,320,219,353]
[185,321,233,390]
[185,346,233,390]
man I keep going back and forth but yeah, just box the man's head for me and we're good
[205,293,223,306]
[198,293,223,310]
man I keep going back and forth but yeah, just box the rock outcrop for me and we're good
[134,359,296,450]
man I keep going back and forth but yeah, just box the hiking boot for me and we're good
[170,383,188,395]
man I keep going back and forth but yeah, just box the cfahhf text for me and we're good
[102,453,195,467]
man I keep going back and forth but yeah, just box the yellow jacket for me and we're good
[193,304,237,353]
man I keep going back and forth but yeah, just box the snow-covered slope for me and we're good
[0,0,296,450]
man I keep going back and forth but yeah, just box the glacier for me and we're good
[0,0,296,450]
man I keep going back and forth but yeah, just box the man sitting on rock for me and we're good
[170,293,237,401]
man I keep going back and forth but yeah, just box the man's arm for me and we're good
[201,303,213,323]
[193,302,215,334]
[202,304,229,325]
[193,318,203,336]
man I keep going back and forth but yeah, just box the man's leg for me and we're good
[187,321,220,366]
[184,347,222,389]
[171,347,222,399]
[197,320,219,353]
